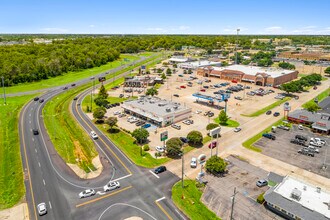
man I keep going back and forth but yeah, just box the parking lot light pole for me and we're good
[179,153,184,188]
[230,187,238,220]
[235,29,240,65]
[216,133,220,156]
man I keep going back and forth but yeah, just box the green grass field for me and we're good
[0,95,36,209]
[96,126,170,168]
[5,54,139,94]
[214,118,240,127]
[241,97,291,117]
[172,180,220,220]
[43,85,98,172]
[302,88,330,108]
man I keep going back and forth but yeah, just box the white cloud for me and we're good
[41,27,69,33]
[265,26,282,32]
[89,24,95,28]
[178,25,190,30]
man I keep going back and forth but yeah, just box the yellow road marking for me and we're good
[21,102,38,220]
[75,93,132,175]
[76,185,132,208]
[155,200,173,220]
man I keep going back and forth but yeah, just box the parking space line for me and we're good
[49,201,52,209]
[76,185,132,208]
[155,199,173,220]
[149,170,159,178]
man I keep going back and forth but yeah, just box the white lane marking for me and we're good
[29,120,31,124]
[98,203,157,220]
[43,179,46,185]
[149,170,159,179]
[175,208,186,220]
[97,191,106,195]
[111,174,132,182]
[29,114,31,117]
[49,201,52,209]
[156,196,165,202]
[38,162,41,167]
[32,137,34,141]
[35,149,37,153]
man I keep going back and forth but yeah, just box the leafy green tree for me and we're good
[206,123,219,131]
[93,107,106,121]
[218,110,229,125]
[187,131,203,144]
[166,68,172,75]
[183,69,187,74]
[98,84,108,99]
[173,63,177,68]
[94,96,109,107]
[205,156,227,176]
[279,62,296,70]
[325,67,330,75]
[280,82,299,94]
[304,102,320,113]
[166,137,184,157]
[161,73,166,80]
[132,128,149,144]
[146,87,158,96]
[157,68,163,73]
[105,117,118,131]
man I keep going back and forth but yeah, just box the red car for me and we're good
[208,141,217,149]
[231,79,237,83]
[200,89,206,92]
[180,85,186,89]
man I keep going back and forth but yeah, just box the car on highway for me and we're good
[234,127,241,132]
[256,179,268,187]
[155,146,165,153]
[154,166,166,174]
[103,181,120,192]
[262,133,276,140]
[33,129,39,135]
[90,131,98,139]
[71,83,76,86]
[63,86,68,90]
[266,110,272,115]
[79,189,96,198]
[273,112,280,117]
[34,97,40,101]
[190,157,197,168]
[73,97,78,101]
[142,123,151,129]
[39,99,44,103]
[37,203,47,216]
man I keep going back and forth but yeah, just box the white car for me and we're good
[183,120,191,125]
[103,181,120,192]
[155,146,165,153]
[79,189,96,198]
[311,138,326,145]
[309,141,322,148]
[37,203,47,216]
[196,110,202,114]
[90,131,98,139]
[190,157,197,168]
[298,124,303,130]
[114,111,121,115]
[234,127,241,132]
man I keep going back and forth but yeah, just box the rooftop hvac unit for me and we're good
[166,108,171,112]
[173,106,178,110]
[291,188,302,201]
[317,187,321,193]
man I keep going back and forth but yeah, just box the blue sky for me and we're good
[1,0,330,35]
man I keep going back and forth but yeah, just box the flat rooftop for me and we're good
[122,96,191,119]
[213,64,295,78]
[181,60,221,68]
[274,176,330,218]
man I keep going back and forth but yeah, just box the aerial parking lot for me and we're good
[254,125,330,178]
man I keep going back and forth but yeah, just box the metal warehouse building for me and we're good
[122,96,192,127]
[197,64,298,86]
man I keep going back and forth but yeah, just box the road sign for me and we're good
[141,65,146,70]
[283,102,291,111]
[160,131,168,141]
[210,127,221,137]
[198,154,206,164]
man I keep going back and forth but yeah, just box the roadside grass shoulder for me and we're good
[96,126,170,168]
[6,54,138,94]
[302,88,330,108]
[0,95,37,209]
[242,118,285,152]
[43,85,98,172]
[172,180,220,220]
[214,118,240,127]
[241,97,290,117]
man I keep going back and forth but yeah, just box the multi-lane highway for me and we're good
[19,57,186,220]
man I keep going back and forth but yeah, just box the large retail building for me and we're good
[197,64,298,86]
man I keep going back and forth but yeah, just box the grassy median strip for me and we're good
[43,85,98,172]
[302,87,330,108]
[214,118,240,127]
[0,95,37,209]
[172,180,220,220]
[241,97,290,117]
[6,54,139,94]
[242,118,285,152]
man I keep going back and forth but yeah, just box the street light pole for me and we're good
[180,153,184,188]
[235,29,240,65]
[1,76,6,105]
[230,187,238,220]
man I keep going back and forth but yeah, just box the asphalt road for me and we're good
[19,56,186,220]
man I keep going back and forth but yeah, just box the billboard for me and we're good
[160,131,168,141]
[210,127,221,137]
[198,154,206,164]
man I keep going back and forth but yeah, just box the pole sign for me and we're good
[283,102,291,111]
[210,127,221,137]
[198,154,206,165]
[160,131,168,141]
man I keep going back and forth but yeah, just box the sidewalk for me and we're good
[166,79,330,189]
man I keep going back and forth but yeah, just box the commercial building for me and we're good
[287,109,330,134]
[122,96,191,127]
[178,60,222,70]
[279,51,330,61]
[168,56,190,63]
[124,76,163,88]
[264,176,330,220]
[197,64,298,86]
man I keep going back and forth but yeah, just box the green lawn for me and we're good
[0,95,36,209]
[138,52,155,57]
[214,118,240,127]
[242,118,285,152]
[96,126,170,168]
[6,54,139,94]
[302,88,330,108]
[241,97,291,117]
[172,180,220,220]
[203,136,212,144]
[43,85,98,172]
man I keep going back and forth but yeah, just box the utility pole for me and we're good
[230,187,238,220]
[180,153,184,188]
[1,76,6,105]
[235,29,240,65]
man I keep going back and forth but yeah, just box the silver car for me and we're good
[103,181,120,192]
[79,189,96,198]
[37,203,47,216]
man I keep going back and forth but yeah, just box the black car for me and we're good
[73,97,78,101]
[154,166,166,174]
[273,112,280,117]
[119,94,124,98]
[63,86,68,90]
[71,83,76,86]
[262,133,276,140]
[203,86,209,89]
[180,137,188,143]
[34,97,40,101]
[33,129,39,135]
[173,94,179,97]
[266,110,272,115]
[290,139,306,146]
[39,99,44,103]
[298,148,314,157]
[295,135,308,141]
